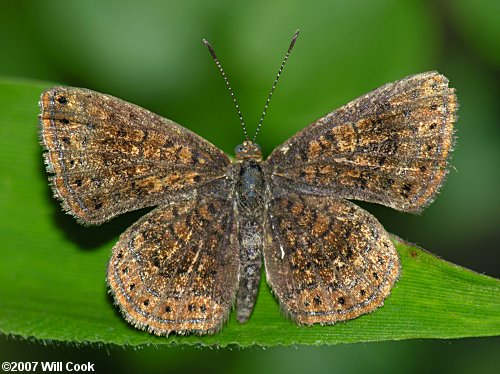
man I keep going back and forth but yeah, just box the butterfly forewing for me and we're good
[263,193,400,324]
[267,72,457,212]
[107,188,238,335]
[39,87,230,224]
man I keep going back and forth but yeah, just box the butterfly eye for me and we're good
[235,144,245,155]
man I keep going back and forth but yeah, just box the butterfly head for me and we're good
[235,140,262,161]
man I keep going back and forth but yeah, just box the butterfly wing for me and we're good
[267,72,457,212]
[107,187,238,335]
[263,192,399,324]
[39,87,230,224]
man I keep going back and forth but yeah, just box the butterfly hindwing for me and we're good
[107,191,238,335]
[263,192,400,324]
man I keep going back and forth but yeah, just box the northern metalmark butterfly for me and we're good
[39,31,457,335]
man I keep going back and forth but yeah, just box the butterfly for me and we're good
[39,31,457,335]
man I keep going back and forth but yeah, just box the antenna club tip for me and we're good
[202,38,217,58]
[288,29,300,52]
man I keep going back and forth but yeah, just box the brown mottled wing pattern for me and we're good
[107,191,238,335]
[39,87,230,224]
[263,193,399,324]
[267,72,457,212]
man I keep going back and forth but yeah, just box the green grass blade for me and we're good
[0,79,498,347]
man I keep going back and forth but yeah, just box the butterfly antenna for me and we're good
[252,29,299,143]
[203,38,249,141]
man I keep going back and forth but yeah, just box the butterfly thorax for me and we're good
[236,159,266,217]
[234,140,266,217]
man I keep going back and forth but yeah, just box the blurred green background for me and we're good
[0,0,498,372]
